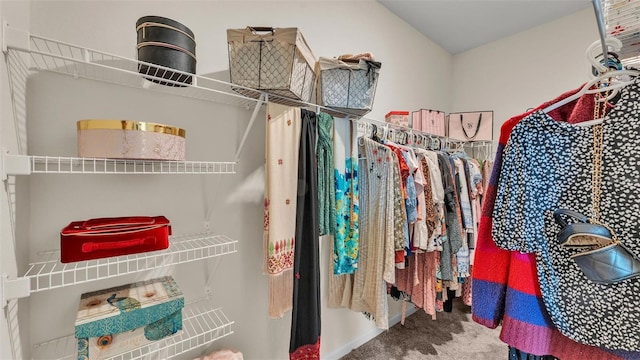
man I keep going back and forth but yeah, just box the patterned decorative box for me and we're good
[75,276,184,360]
[385,111,409,127]
[77,119,186,161]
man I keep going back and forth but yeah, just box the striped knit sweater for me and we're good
[471,88,640,360]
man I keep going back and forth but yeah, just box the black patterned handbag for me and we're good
[553,208,640,284]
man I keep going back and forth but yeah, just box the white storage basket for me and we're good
[227,27,316,103]
[317,57,381,117]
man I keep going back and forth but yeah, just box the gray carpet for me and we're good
[340,299,507,360]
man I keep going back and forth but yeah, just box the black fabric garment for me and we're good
[508,347,558,360]
[443,288,457,312]
[436,153,463,282]
[289,109,321,359]
[437,153,457,214]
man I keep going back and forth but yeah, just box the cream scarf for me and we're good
[264,103,301,318]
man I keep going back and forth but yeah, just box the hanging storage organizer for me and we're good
[226,27,317,102]
[317,57,381,117]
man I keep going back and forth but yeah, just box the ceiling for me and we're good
[377,0,593,54]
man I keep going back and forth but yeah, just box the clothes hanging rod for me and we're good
[353,117,493,146]
[592,0,609,69]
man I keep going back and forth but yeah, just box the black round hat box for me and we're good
[136,16,196,87]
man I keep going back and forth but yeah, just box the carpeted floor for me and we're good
[340,299,507,360]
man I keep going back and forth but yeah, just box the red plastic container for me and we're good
[60,216,171,263]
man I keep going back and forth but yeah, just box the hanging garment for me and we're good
[473,84,640,359]
[453,156,474,232]
[493,93,640,350]
[419,154,438,249]
[461,273,472,306]
[391,158,408,264]
[453,157,472,278]
[410,151,429,251]
[460,157,482,307]
[264,103,301,318]
[423,151,445,251]
[333,117,359,275]
[290,110,321,360]
[412,150,438,251]
[394,251,438,319]
[466,158,483,264]
[442,288,457,312]
[402,151,419,245]
[350,137,396,329]
[437,153,463,282]
[317,112,335,237]
[386,143,411,264]
[481,159,492,203]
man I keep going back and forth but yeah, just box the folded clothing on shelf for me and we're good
[75,276,184,360]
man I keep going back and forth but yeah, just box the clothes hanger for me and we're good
[383,123,391,142]
[541,69,639,115]
[358,122,370,146]
[586,37,623,75]
[403,131,408,145]
[371,124,384,143]
[431,136,440,151]
[591,51,622,76]
[358,125,366,146]
[542,37,637,116]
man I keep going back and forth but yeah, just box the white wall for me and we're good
[28,0,453,120]
[451,8,600,138]
[0,1,453,360]
[1,2,31,359]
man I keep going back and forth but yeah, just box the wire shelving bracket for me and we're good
[2,232,237,302]
[31,299,234,360]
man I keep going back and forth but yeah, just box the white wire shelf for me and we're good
[6,31,368,114]
[8,32,260,109]
[3,154,236,177]
[32,299,234,360]
[22,232,237,294]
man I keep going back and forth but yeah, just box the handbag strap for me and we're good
[82,216,157,229]
[553,209,590,227]
[590,87,620,242]
[592,91,607,222]
[460,113,482,140]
